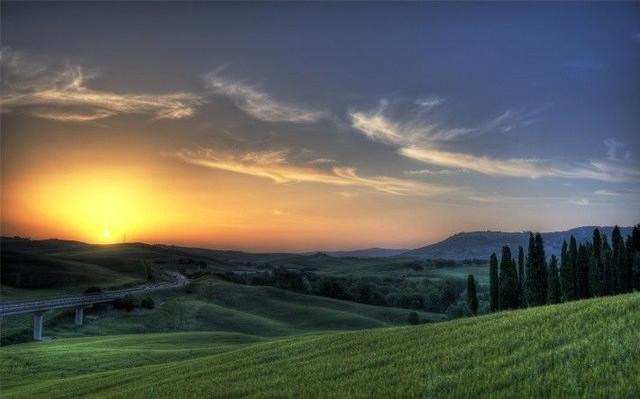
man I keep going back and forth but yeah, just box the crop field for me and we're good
[2,293,639,398]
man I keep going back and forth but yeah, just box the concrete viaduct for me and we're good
[0,273,187,341]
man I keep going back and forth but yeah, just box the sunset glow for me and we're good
[1,2,639,251]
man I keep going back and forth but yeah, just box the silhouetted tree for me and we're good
[576,243,590,299]
[547,255,561,304]
[592,228,604,296]
[612,226,623,293]
[615,237,630,294]
[566,236,578,300]
[499,246,519,309]
[489,253,499,312]
[559,240,570,301]
[466,274,478,315]
[517,246,525,307]
[526,233,548,306]
[632,225,640,291]
[603,236,614,295]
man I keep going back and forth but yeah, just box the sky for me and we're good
[1,2,639,252]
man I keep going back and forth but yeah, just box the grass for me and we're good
[2,293,639,398]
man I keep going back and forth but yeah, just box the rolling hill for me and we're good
[2,293,638,398]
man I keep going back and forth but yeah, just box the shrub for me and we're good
[113,297,135,311]
[84,286,102,294]
[140,296,155,309]
[407,311,420,325]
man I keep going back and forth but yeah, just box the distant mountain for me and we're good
[329,226,635,260]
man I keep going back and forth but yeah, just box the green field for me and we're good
[2,293,638,398]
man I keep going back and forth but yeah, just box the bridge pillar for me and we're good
[33,312,44,341]
[74,307,84,326]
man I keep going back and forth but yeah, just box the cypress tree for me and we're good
[547,255,561,304]
[524,233,535,305]
[632,225,640,291]
[517,246,525,307]
[586,242,598,297]
[526,233,548,306]
[615,240,629,294]
[612,226,622,293]
[499,246,519,309]
[489,253,499,312]
[567,236,578,300]
[592,228,603,296]
[602,236,614,295]
[559,240,570,301]
[576,243,590,299]
[466,274,478,316]
[625,237,634,289]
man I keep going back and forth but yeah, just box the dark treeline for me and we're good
[224,267,466,314]
[488,225,640,312]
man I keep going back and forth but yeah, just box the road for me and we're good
[0,272,188,317]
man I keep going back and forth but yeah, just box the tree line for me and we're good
[481,225,640,313]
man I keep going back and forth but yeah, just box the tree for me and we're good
[547,255,561,304]
[466,274,478,316]
[517,246,525,307]
[576,243,590,299]
[407,311,420,325]
[592,228,604,296]
[632,225,640,291]
[489,253,499,312]
[602,236,614,295]
[615,238,630,294]
[565,236,578,300]
[612,225,622,293]
[499,246,519,309]
[526,233,548,306]
[623,236,634,293]
[559,240,570,301]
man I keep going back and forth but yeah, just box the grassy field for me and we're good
[2,293,638,398]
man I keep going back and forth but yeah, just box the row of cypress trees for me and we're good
[489,225,640,312]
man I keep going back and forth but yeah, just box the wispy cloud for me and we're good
[569,198,590,206]
[594,189,620,196]
[403,168,467,176]
[204,70,324,123]
[175,148,449,196]
[350,103,640,183]
[1,48,203,121]
[309,158,336,164]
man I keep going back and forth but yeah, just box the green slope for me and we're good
[3,293,639,398]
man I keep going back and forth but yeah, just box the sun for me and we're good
[102,229,112,239]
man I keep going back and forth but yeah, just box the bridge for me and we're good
[0,273,188,341]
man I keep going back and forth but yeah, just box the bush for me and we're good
[140,296,155,309]
[113,297,135,311]
[407,311,420,325]
[84,286,102,294]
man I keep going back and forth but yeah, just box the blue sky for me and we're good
[1,2,639,250]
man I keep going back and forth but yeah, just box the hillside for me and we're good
[3,293,639,398]
[1,276,442,345]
